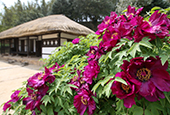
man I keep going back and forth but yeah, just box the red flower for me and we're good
[111,72,141,108]
[74,89,96,115]
[121,56,170,101]
[83,60,100,84]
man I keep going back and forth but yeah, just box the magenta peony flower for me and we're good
[111,72,141,108]
[3,90,21,111]
[83,60,100,84]
[44,67,56,83]
[23,88,44,111]
[125,5,143,17]
[86,46,102,61]
[144,10,170,39]
[3,100,12,111]
[74,89,96,115]
[130,16,151,42]
[72,38,80,44]
[69,70,89,91]
[27,72,46,88]
[121,56,170,101]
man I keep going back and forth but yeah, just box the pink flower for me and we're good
[69,70,89,91]
[27,72,45,88]
[144,11,170,39]
[3,100,12,111]
[86,46,102,61]
[111,72,141,108]
[3,90,21,111]
[74,89,96,115]
[83,61,100,84]
[121,56,170,101]
[23,88,47,111]
[72,38,80,44]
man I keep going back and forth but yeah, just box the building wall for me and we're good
[42,32,78,59]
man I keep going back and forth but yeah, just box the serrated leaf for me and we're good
[67,84,78,89]
[41,95,51,106]
[128,43,140,58]
[92,80,103,93]
[103,79,114,98]
[139,38,153,49]
[115,77,127,85]
[101,75,114,86]
[160,54,169,65]
[57,96,64,107]
[66,86,72,95]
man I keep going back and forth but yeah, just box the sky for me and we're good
[0,0,50,13]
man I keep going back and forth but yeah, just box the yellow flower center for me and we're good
[121,84,130,93]
[105,19,110,24]
[31,94,37,100]
[81,96,88,105]
[38,74,43,80]
[111,32,118,39]
[136,68,151,82]
[72,76,79,82]
[91,50,95,54]
[148,21,152,26]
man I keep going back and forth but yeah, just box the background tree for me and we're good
[50,0,117,31]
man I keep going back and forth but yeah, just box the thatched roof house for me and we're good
[0,15,94,58]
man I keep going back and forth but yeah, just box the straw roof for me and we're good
[0,15,95,39]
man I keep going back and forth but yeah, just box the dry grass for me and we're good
[0,15,94,39]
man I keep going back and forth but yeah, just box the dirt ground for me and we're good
[0,59,43,114]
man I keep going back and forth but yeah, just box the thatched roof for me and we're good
[0,15,94,39]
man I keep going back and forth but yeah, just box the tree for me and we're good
[50,0,117,31]
[115,0,170,14]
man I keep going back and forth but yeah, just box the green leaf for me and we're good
[47,106,54,115]
[103,79,114,98]
[128,43,140,58]
[41,95,51,106]
[145,109,152,115]
[67,84,78,89]
[40,105,46,113]
[92,96,99,104]
[92,80,103,93]
[57,96,64,107]
[58,110,64,115]
[151,6,161,11]
[139,37,153,49]
[160,54,169,65]
[115,77,127,85]
[133,106,143,115]
[101,75,114,86]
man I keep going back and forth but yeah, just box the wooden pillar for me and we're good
[27,37,29,57]
[9,39,11,55]
[16,38,19,55]
[58,32,61,46]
